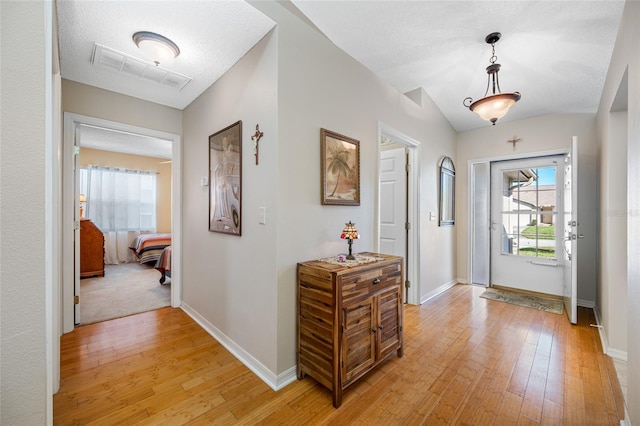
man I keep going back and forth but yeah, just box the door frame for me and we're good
[467,148,567,287]
[376,122,420,305]
[62,112,182,332]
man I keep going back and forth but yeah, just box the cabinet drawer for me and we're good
[341,263,401,303]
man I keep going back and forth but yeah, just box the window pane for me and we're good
[499,165,557,259]
[519,224,556,258]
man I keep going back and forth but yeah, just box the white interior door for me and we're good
[563,137,578,324]
[73,127,81,323]
[490,156,564,295]
[379,147,407,257]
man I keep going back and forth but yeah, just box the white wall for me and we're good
[598,108,628,358]
[62,79,182,134]
[0,1,49,423]
[250,2,457,374]
[181,1,457,383]
[456,113,598,304]
[596,1,640,422]
[182,30,280,374]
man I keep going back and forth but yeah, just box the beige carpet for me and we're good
[480,287,564,315]
[79,262,170,325]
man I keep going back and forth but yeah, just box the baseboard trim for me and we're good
[621,406,631,426]
[608,349,628,362]
[592,306,628,361]
[578,298,595,308]
[421,280,458,304]
[180,302,297,391]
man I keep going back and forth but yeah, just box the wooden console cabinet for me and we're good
[80,218,105,278]
[296,252,404,408]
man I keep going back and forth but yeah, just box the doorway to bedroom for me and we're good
[77,128,172,324]
[62,113,182,330]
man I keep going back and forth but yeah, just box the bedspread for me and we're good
[155,246,171,284]
[129,233,171,264]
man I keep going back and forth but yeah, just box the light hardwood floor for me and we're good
[54,284,625,425]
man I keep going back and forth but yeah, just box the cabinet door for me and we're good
[342,298,376,384]
[377,287,402,360]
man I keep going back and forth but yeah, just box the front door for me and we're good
[562,137,579,324]
[490,156,564,295]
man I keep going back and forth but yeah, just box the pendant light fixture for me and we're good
[132,31,180,66]
[463,32,521,125]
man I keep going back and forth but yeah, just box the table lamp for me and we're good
[340,221,359,260]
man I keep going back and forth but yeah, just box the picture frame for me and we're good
[209,120,242,235]
[321,129,360,206]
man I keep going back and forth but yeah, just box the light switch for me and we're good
[259,206,266,225]
[201,176,209,187]
[430,211,436,221]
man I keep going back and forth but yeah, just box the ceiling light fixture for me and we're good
[132,31,180,66]
[463,32,521,125]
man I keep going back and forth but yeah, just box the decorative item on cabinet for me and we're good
[80,218,105,278]
[340,221,359,260]
[296,252,404,408]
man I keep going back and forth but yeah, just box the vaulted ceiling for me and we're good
[57,0,626,151]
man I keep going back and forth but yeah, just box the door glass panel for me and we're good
[499,166,557,259]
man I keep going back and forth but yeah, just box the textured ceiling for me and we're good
[57,0,626,151]
[57,0,276,110]
[79,125,173,160]
[291,0,625,131]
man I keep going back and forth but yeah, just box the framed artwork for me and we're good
[321,129,360,206]
[209,120,242,235]
[439,156,455,226]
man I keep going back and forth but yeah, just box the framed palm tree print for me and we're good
[321,128,360,206]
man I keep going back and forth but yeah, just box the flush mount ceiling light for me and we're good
[463,32,521,125]
[132,31,180,66]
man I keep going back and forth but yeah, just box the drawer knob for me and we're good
[372,278,381,285]
[379,325,384,330]
[371,328,377,334]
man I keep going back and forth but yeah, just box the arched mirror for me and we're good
[439,156,455,226]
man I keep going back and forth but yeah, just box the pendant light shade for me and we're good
[469,92,521,123]
[464,32,521,125]
[132,31,180,66]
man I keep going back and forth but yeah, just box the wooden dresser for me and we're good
[296,252,404,408]
[80,218,105,278]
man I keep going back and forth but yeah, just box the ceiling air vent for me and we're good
[91,43,192,91]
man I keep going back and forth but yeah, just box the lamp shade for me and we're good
[469,92,521,124]
[132,31,180,65]
[79,194,87,203]
[341,221,359,240]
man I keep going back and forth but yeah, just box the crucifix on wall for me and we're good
[251,124,264,165]
[507,135,522,150]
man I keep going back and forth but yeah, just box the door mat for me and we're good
[480,287,564,315]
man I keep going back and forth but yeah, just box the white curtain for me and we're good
[103,231,138,264]
[80,166,157,264]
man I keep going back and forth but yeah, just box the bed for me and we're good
[129,233,171,264]
[155,246,172,284]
